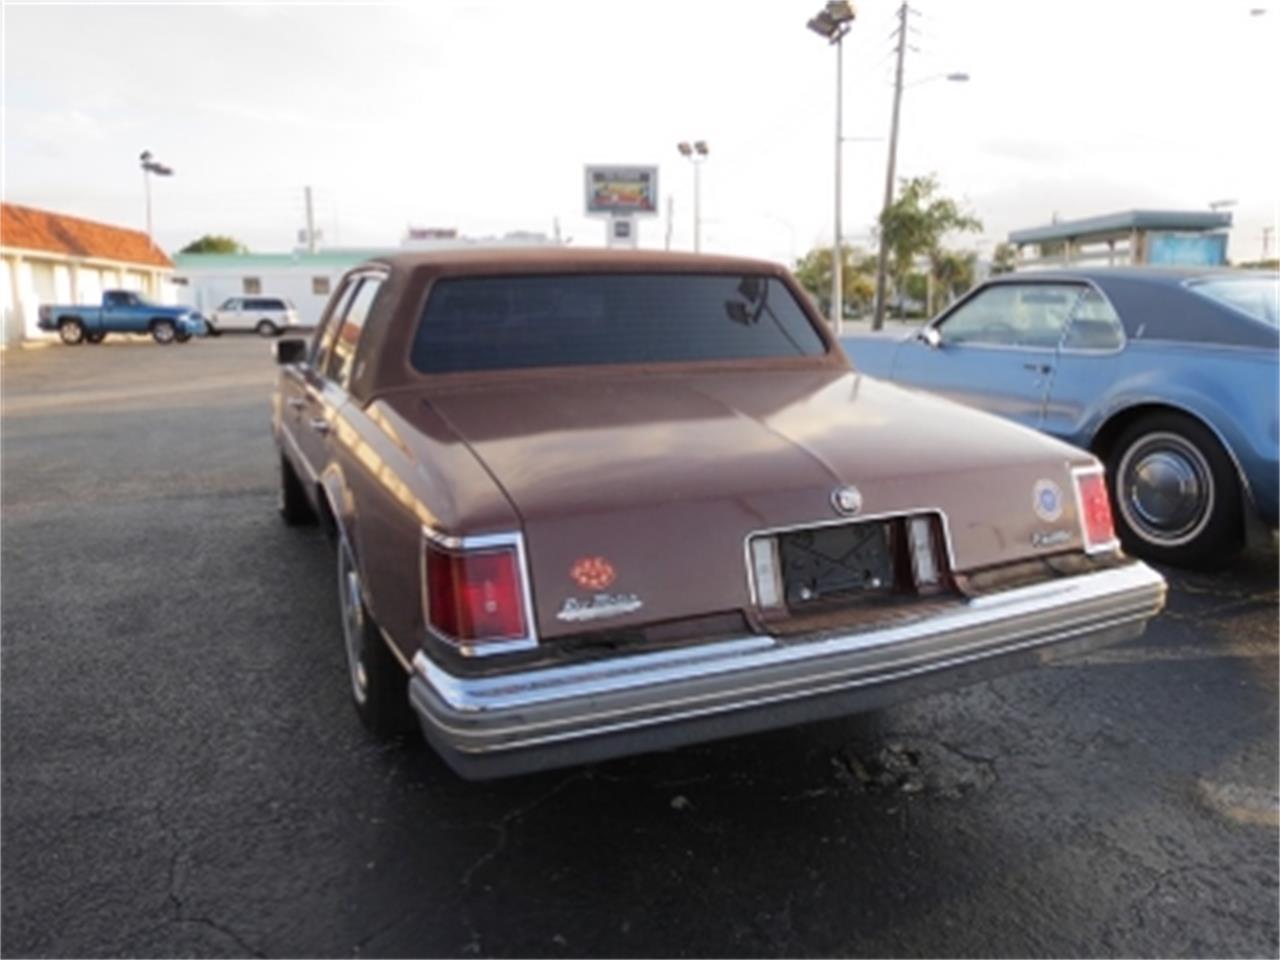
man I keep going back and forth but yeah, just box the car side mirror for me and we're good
[919,326,942,349]
[275,338,307,366]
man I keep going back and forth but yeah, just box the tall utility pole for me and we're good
[872,1,909,330]
[304,186,318,254]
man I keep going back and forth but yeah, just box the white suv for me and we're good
[208,297,302,336]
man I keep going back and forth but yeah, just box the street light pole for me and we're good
[138,150,174,245]
[807,1,856,334]
[676,141,709,253]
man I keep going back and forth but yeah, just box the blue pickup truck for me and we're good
[38,290,207,345]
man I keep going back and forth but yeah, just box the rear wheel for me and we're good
[151,319,176,344]
[256,320,279,337]
[337,537,415,738]
[1108,411,1243,567]
[58,319,85,345]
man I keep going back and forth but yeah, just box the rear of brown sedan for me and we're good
[272,249,1166,779]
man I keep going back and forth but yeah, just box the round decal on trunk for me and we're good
[570,556,616,590]
[1033,479,1064,522]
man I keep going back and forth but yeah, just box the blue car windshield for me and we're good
[1188,277,1279,327]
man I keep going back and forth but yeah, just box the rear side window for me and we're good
[326,277,383,387]
[410,273,826,374]
[1063,288,1124,350]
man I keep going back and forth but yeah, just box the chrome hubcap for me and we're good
[338,543,368,704]
[1117,432,1214,547]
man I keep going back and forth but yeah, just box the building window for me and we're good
[312,276,331,295]
[171,276,189,286]
[243,277,262,295]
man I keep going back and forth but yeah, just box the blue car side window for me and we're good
[1063,289,1124,351]
[941,283,1082,349]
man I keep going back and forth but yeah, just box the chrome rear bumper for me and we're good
[408,561,1166,779]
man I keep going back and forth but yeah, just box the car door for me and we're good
[1040,285,1128,445]
[278,281,356,486]
[101,291,128,331]
[891,281,1086,431]
[103,291,141,332]
[217,298,244,330]
[296,272,385,484]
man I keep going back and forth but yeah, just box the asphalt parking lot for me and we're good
[2,337,1277,958]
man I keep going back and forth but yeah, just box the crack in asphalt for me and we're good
[147,802,266,959]
[459,773,590,890]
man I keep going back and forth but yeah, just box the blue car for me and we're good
[37,289,207,345]
[842,267,1278,566]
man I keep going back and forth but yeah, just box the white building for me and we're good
[1,202,175,345]
[172,249,389,328]
[173,229,560,328]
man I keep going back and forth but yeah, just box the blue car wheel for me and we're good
[1109,411,1243,567]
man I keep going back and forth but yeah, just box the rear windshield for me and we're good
[410,273,827,374]
[1187,277,1279,327]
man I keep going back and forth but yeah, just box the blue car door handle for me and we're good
[1024,362,1052,375]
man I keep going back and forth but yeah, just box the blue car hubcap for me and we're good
[1118,431,1214,547]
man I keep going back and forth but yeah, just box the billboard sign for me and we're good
[584,166,659,216]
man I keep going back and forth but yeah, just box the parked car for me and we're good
[272,250,1165,780]
[206,296,301,337]
[842,268,1279,567]
[37,290,207,344]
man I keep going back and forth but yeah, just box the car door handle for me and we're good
[309,417,330,435]
[1023,362,1052,375]
[286,398,305,411]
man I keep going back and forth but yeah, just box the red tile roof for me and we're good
[0,203,173,269]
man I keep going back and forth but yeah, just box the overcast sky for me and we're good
[3,0,1277,264]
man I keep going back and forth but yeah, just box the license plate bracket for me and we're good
[778,521,896,609]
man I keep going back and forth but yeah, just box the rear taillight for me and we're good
[423,537,530,652]
[1073,467,1118,554]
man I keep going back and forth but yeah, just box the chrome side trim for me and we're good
[414,561,1162,715]
[419,525,540,657]
[379,626,414,673]
[280,424,318,485]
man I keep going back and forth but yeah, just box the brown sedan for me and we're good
[272,249,1166,779]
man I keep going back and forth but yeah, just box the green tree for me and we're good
[902,272,929,314]
[928,248,978,313]
[878,174,982,315]
[991,242,1017,275]
[179,234,247,254]
[793,245,877,319]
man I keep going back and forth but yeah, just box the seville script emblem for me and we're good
[570,556,616,590]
